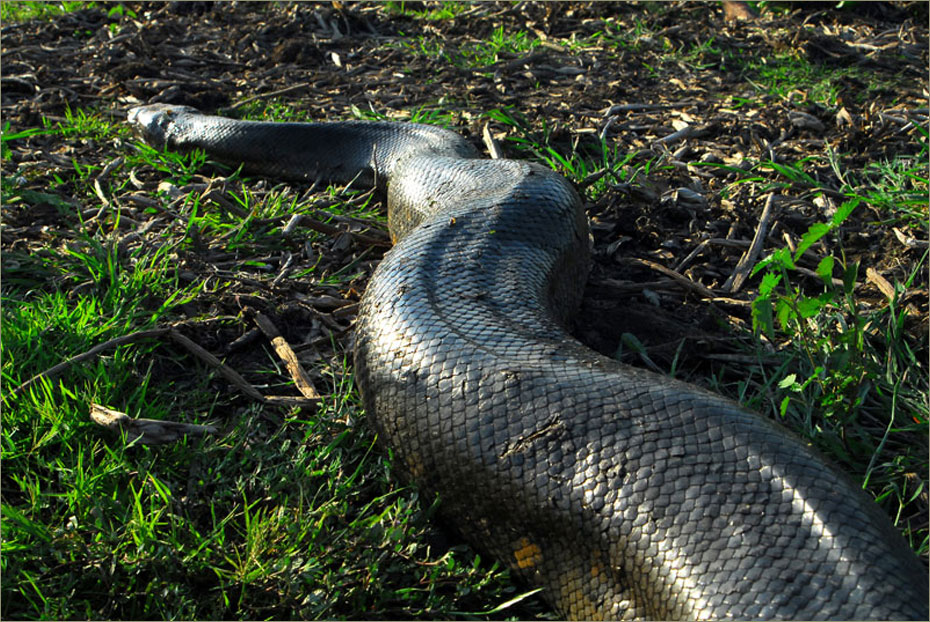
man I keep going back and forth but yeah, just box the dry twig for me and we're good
[286,213,391,247]
[10,324,274,405]
[482,122,503,159]
[249,309,321,401]
[231,83,312,109]
[12,327,172,398]
[90,403,217,446]
[725,194,780,293]
[166,329,267,402]
[625,257,716,299]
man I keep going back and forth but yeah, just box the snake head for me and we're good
[127,103,201,149]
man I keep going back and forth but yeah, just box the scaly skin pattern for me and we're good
[129,104,928,620]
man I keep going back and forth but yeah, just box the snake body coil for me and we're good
[129,104,928,620]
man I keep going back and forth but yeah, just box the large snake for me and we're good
[128,104,927,620]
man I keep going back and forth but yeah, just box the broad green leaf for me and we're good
[751,295,775,337]
[794,222,831,260]
[796,294,829,319]
[752,247,794,276]
[775,296,796,330]
[843,261,860,295]
[831,197,859,227]
[816,255,835,285]
[773,246,795,270]
[757,271,782,296]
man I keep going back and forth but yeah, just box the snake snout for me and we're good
[127,103,199,149]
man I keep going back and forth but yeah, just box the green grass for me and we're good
[0,0,135,31]
[384,0,471,21]
[716,128,928,228]
[738,51,899,106]
[485,106,664,200]
[388,5,910,111]
[741,130,929,551]
[0,0,96,23]
[713,155,927,555]
[396,24,540,70]
[485,103,929,556]
[744,234,928,553]
[841,130,930,225]
[2,4,927,617]
[1,105,547,620]
[561,16,910,108]
[727,44,907,107]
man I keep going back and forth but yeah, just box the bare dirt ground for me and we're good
[2,1,928,617]
[4,1,927,358]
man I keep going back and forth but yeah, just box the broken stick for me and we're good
[90,403,217,446]
[725,193,780,293]
[248,309,322,401]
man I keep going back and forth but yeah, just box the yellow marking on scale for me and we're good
[513,537,543,569]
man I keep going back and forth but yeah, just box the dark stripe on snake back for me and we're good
[129,104,928,620]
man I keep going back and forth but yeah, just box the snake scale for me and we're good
[129,104,927,620]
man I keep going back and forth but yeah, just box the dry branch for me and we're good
[12,327,172,398]
[90,403,217,446]
[167,330,266,402]
[482,122,503,159]
[625,257,717,299]
[9,324,275,406]
[286,213,391,248]
[724,194,780,293]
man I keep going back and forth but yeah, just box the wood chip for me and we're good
[866,267,897,301]
[249,309,321,401]
[893,227,929,249]
[482,122,503,159]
